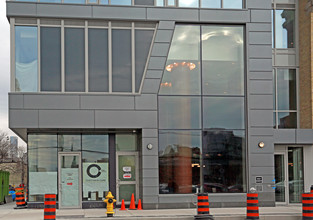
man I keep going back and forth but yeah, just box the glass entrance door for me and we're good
[274,147,304,204]
[58,153,82,208]
[116,152,139,203]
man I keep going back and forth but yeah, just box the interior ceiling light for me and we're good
[161,82,172,87]
[166,62,196,72]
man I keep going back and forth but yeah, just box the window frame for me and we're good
[11,18,156,94]
[273,68,299,129]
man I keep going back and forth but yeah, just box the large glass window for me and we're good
[202,26,244,96]
[159,130,201,194]
[116,134,138,151]
[159,26,201,95]
[41,27,61,92]
[112,29,132,92]
[65,28,85,92]
[28,134,58,202]
[158,24,245,194]
[273,69,297,129]
[82,135,109,201]
[15,26,38,92]
[159,96,201,129]
[203,130,246,193]
[88,29,109,92]
[273,9,295,48]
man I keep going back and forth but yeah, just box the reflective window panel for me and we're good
[135,30,154,92]
[116,134,138,151]
[40,0,61,2]
[82,135,109,201]
[179,0,198,7]
[65,28,85,92]
[134,0,154,5]
[202,130,246,193]
[112,30,132,92]
[223,0,242,9]
[63,0,86,3]
[201,0,221,8]
[203,97,245,129]
[202,26,244,95]
[28,134,58,202]
[159,25,201,95]
[275,10,295,48]
[15,26,38,92]
[159,96,201,129]
[288,147,304,203]
[159,130,201,194]
[41,27,61,92]
[88,29,109,92]
[276,69,297,111]
[58,134,81,152]
[277,112,297,129]
[111,0,132,5]
[275,154,285,202]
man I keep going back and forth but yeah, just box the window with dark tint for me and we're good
[159,96,201,129]
[88,29,109,92]
[65,28,85,92]
[203,97,245,129]
[277,69,296,110]
[274,10,295,48]
[202,130,246,193]
[159,130,201,194]
[41,27,61,91]
[135,30,154,92]
[112,30,132,92]
[134,0,154,5]
[278,112,297,129]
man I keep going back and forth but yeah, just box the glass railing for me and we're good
[10,0,244,9]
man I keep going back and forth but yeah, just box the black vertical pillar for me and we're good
[109,134,116,197]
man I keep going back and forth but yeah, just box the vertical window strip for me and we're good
[37,19,41,92]
[85,21,89,92]
[108,21,112,93]
[11,18,15,92]
[61,20,65,92]
[132,22,135,94]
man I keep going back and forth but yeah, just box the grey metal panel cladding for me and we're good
[199,9,250,23]
[249,80,273,95]
[249,45,272,58]
[145,70,163,79]
[249,32,272,45]
[158,21,175,30]
[93,6,146,20]
[135,94,157,110]
[142,177,158,187]
[250,154,274,167]
[142,137,158,156]
[249,59,272,71]
[142,155,158,169]
[7,2,36,16]
[249,95,273,110]
[249,71,273,80]
[142,129,158,138]
[147,8,198,21]
[296,130,313,144]
[142,196,158,203]
[250,166,274,175]
[249,110,273,127]
[142,168,158,178]
[251,9,272,23]
[249,136,274,154]
[151,43,170,57]
[273,129,296,144]
[247,23,272,32]
[141,79,161,94]
[24,94,80,109]
[9,94,23,109]
[39,110,94,128]
[37,4,92,18]
[143,186,159,196]
[80,95,135,110]
[95,110,157,128]
[10,110,39,128]
[246,0,272,9]
[154,30,173,43]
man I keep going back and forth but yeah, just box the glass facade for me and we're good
[158,24,246,194]
[14,21,155,93]
[273,69,297,129]
[28,134,110,202]
[273,9,295,48]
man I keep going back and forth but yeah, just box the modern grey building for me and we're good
[6,0,309,209]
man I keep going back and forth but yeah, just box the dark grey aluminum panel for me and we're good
[9,94,23,109]
[249,71,273,80]
[135,94,157,110]
[93,6,146,20]
[249,94,273,110]
[80,95,135,110]
[147,8,198,22]
[24,94,80,109]
[273,129,296,144]
[249,136,274,154]
[247,0,272,9]
[10,109,39,128]
[37,3,92,18]
[200,9,250,23]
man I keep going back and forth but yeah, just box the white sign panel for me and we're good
[82,163,109,198]
[123,167,131,172]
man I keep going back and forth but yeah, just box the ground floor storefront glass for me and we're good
[28,133,139,205]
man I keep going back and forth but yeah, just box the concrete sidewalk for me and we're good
[0,202,302,220]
